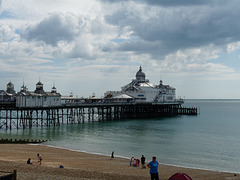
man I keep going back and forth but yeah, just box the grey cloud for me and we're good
[22,13,82,46]
[21,13,112,60]
[103,2,240,57]
[102,40,176,59]
[99,0,226,7]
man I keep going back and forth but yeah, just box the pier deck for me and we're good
[0,102,197,129]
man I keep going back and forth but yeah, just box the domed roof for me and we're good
[136,66,145,76]
[136,66,146,82]
[7,81,14,86]
[35,80,45,94]
[36,81,43,85]
[6,81,16,94]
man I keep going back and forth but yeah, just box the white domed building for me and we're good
[16,81,61,107]
[104,66,181,104]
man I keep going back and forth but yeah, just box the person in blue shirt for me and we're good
[147,156,159,180]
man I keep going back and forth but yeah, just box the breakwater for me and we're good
[0,138,48,144]
[0,103,197,129]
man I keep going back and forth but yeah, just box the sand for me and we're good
[0,144,239,180]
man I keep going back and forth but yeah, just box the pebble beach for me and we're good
[0,144,240,180]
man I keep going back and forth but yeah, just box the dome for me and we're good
[51,86,57,93]
[35,81,45,94]
[7,81,14,87]
[135,66,146,82]
[36,81,43,86]
[6,81,16,94]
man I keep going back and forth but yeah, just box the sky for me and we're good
[0,0,240,99]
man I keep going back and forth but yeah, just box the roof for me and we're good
[36,81,43,85]
[137,82,155,87]
[17,91,61,97]
[7,81,14,86]
[0,90,12,96]
[161,85,175,90]
[113,94,133,99]
[136,69,145,77]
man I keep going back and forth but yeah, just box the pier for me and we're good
[0,67,198,130]
[0,102,197,129]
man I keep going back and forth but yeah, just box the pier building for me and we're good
[16,81,61,107]
[0,68,197,129]
[104,66,180,104]
[0,81,16,102]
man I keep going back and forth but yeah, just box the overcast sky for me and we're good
[0,0,240,99]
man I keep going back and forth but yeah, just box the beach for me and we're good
[0,144,239,180]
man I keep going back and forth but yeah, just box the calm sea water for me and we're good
[1,99,240,173]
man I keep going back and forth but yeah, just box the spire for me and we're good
[51,81,57,93]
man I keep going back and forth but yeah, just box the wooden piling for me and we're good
[0,103,197,129]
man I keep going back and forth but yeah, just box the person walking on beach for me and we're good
[147,156,159,180]
[130,156,134,166]
[141,155,146,168]
[37,154,42,165]
[111,151,114,158]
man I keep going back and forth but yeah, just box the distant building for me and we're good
[0,81,16,102]
[104,66,178,103]
[6,81,16,95]
[16,81,61,107]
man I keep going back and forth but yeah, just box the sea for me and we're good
[1,99,240,173]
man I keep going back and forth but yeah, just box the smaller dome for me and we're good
[35,80,45,94]
[51,86,57,93]
[6,81,16,94]
[36,81,43,85]
[7,81,14,86]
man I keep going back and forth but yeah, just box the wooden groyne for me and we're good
[0,170,17,180]
[0,103,197,129]
[0,138,49,144]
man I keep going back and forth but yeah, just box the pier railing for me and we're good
[0,103,197,129]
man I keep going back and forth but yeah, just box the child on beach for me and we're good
[37,154,42,165]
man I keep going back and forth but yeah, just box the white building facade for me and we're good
[16,81,61,107]
[104,66,179,103]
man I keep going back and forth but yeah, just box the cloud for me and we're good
[1,0,240,98]
[99,0,227,7]
[22,13,82,46]
[0,0,2,11]
[101,1,240,59]
[0,23,16,42]
[21,12,116,59]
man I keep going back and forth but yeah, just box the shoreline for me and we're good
[43,144,239,174]
[0,144,240,180]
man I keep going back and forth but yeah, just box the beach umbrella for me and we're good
[168,173,192,180]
